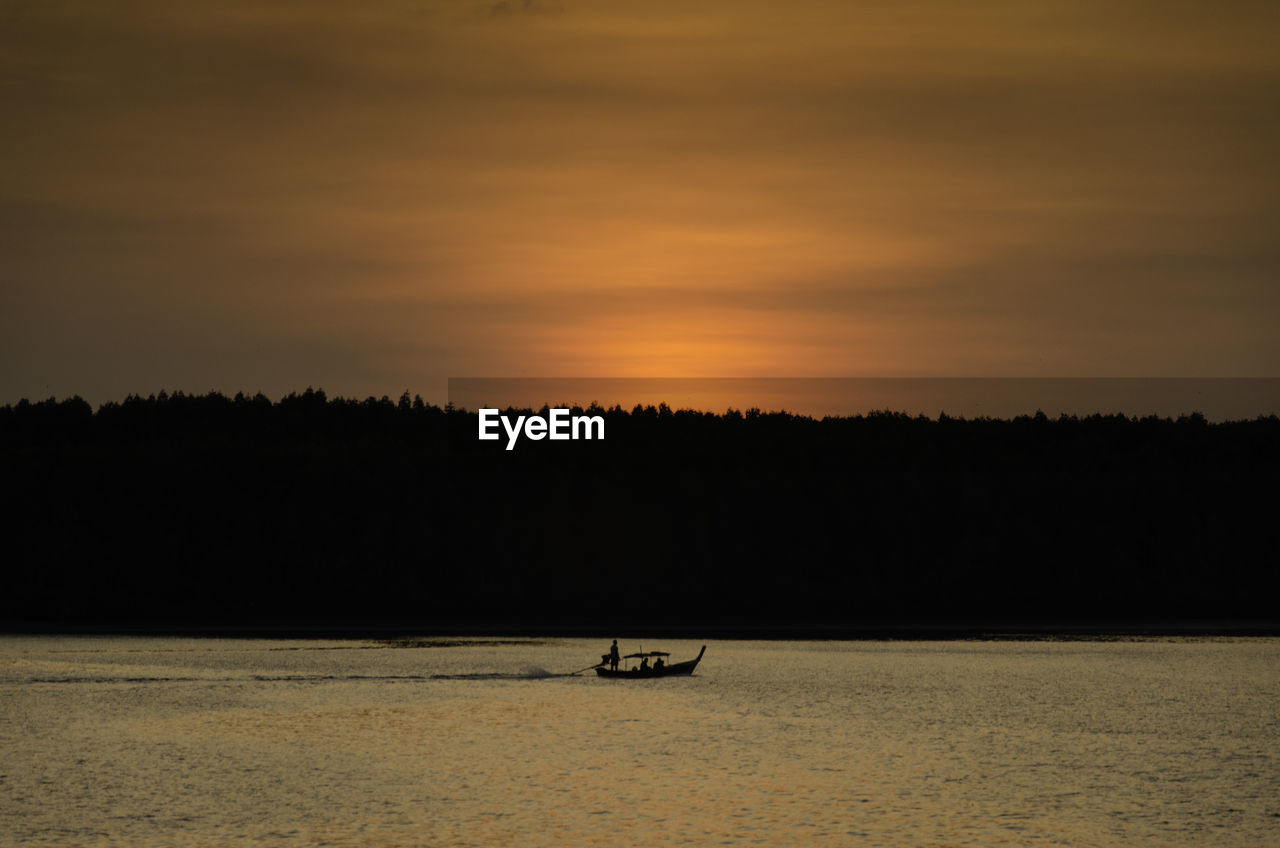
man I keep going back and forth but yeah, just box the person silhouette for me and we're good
[639,656,650,672]
[608,640,620,671]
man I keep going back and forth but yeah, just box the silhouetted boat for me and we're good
[595,645,706,678]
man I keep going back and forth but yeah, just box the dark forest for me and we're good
[3,389,1277,634]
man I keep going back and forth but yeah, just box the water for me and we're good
[2,636,1277,847]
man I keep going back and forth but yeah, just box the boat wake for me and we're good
[427,668,567,681]
[22,668,571,685]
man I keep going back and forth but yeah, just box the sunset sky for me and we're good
[3,0,1278,405]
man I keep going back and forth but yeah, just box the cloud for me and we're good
[2,0,1279,402]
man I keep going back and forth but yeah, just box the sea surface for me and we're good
[1,636,1277,847]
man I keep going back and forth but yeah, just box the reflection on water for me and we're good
[2,637,1277,846]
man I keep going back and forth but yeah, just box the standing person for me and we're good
[608,640,620,671]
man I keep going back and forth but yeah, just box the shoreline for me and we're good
[4,620,1279,640]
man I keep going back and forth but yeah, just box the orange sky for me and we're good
[2,1,1278,404]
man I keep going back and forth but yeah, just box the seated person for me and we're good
[653,657,664,671]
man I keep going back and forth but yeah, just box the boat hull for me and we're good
[595,645,705,678]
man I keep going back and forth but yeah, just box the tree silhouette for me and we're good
[1,390,1277,631]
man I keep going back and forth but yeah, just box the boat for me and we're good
[595,645,706,678]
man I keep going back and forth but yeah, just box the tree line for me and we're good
[3,389,1277,631]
